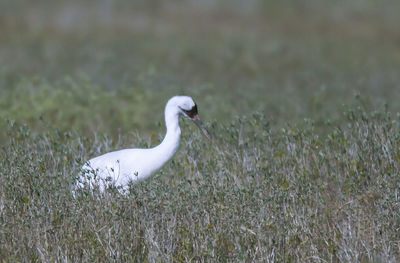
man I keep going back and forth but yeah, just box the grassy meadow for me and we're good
[1,0,400,261]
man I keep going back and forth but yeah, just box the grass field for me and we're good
[1,0,400,262]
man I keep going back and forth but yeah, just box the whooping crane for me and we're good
[77,95,210,192]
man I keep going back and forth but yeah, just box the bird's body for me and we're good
[77,96,209,191]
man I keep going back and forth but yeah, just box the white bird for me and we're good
[77,95,210,192]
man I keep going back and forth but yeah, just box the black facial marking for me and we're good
[182,104,198,119]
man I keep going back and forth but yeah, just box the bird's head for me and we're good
[169,96,211,139]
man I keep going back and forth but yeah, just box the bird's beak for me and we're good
[192,115,211,139]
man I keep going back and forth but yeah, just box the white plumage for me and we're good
[77,96,210,192]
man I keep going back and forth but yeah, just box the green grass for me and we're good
[1,0,400,261]
[1,109,400,261]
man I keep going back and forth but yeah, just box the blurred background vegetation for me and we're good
[1,0,399,141]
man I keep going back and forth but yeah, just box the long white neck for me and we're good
[148,105,181,173]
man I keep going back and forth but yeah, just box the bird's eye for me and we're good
[182,105,198,118]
